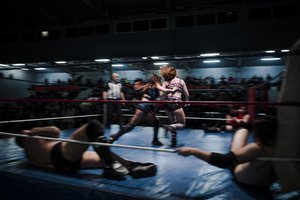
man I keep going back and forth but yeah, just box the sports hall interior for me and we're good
[0,0,299,199]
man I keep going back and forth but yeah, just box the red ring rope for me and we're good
[0,98,299,106]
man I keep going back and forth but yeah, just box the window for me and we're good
[248,7,271,21]
[197,13,216,25]
[218,11,238,24]
[116,22,131,33]
[133,20,149,31]
[176,15,195,27]
[95,24,110,35]
[151,18,167,29]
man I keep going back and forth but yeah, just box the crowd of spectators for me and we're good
[0,74,279,133]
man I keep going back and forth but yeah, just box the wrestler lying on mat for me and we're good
[176,116,277,187]
[15,120,156,180]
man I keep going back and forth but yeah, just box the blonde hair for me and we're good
[160,64,176,81]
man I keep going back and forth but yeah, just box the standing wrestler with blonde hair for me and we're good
[160,65,190,147]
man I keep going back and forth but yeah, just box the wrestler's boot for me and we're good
[170,131,177,148]
[152,119,163,146]
[108,124,134,143]
[93,136,129,179]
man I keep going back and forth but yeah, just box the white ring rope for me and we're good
[0,114,103,124]
[0,131,298,162]
[0,114,232,124]
[0,131,175,153]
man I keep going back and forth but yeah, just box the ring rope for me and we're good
[0,131,175,153]
[0,114,233,124]
[123,114,233,121]
[0,98,299,106]
[0,114,103,124]
[256,157,300,162]
[0,131,298,162]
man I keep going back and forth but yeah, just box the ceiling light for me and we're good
[260,58,281,61]
[112,64,124,67]
[34,67,47,70]
[55,61,67,64]
[281,49,290,52]
[265,50,275,53]
[153,62,169,66]
[142,57,148,60]
[94,59,110,62]
[41,31,49,37]
[21,68,29,70]
[203,59,221,63]
[151,56,160,60]
[0,64,9,67]
[200,53,220,57]
[12,63,25,66]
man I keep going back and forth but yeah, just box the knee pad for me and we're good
[86,120,104,141]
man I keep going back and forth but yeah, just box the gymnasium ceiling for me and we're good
[0,0,266,32]
[0,0,297,72]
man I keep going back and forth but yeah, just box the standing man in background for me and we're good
[103,73,125,129]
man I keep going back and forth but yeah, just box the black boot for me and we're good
[152,119,163,146]
[127,162,157,179]
[170,131,177,147]
[94,136,128,179]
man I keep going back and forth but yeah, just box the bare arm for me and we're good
[176,147,211,163]
[102,91,107,100]
[120,92,126,100]
[155,82,172,93]
[177,143,262,168]
[232,143,262,163]
[27,126,61,138]
[182,81,190,101]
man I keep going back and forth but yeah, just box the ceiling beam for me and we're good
[81,0,109,19]
[27,0,61,27]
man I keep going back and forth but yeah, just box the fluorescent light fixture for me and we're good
[281,49,290,52]
[153,62,169,66]
[151,56,160,60]
[111,64,124,67]
[94,59,110,62]
[142,57,148,60]
[55,61,67,64]
[12,63,25,66]
[260,58,281,61]
[200,53,220,57]
[203,59,221,63]
[41,31,49,37]
[265,50,275,53]
[0,64,9,67]
[21,68,29,70]
[34,67,47,70]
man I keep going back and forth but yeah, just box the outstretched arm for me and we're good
[176,143,261,169]
[155,82,172,93]
[176,147,211,162]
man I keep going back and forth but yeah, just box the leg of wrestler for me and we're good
[79,151,105,169]
[143,112,163,145]
[168,108,186,130]
[109,108,145,142]
[61,123,92,161]
[116,102,123,128]
[230,128,250,152]
[163,109,175,138]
